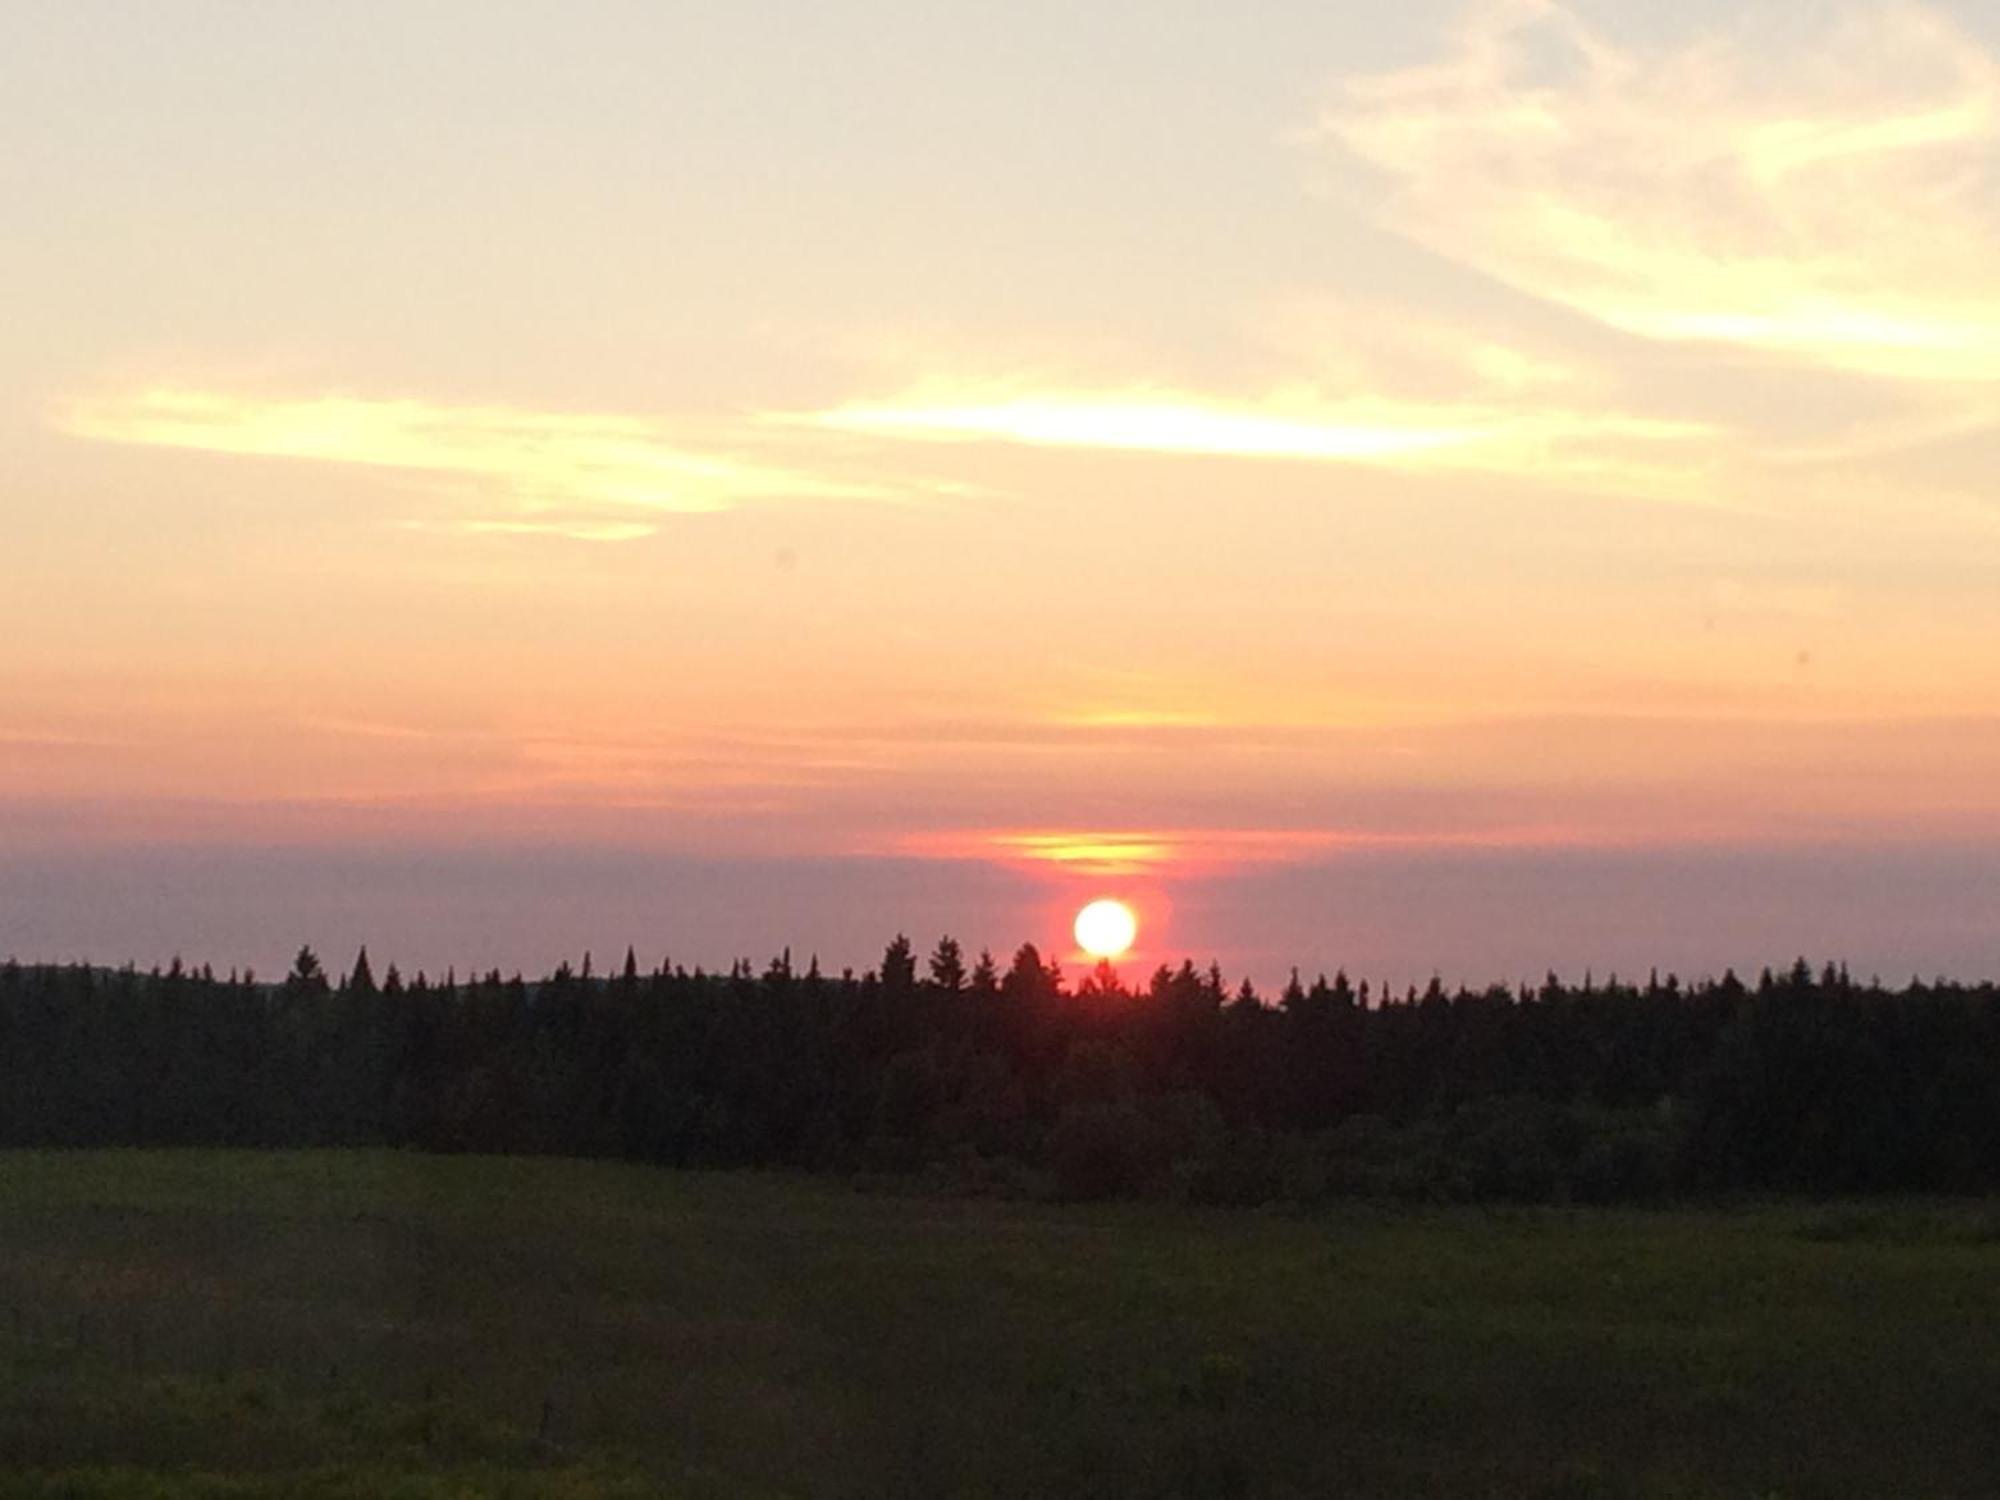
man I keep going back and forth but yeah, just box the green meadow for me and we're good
[0,1151,1995,1498]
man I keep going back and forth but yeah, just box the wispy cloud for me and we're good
[896,828,1340,876]
[1316,1,2000,381]
[895,824,1589,877]
[1240,294,1586,402]
[0,728,122,751]
[817,391,1485,462]
[808,385,1713,502]
[400,517,661,543]
[59,388,892,539]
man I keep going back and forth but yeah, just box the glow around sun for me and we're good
[1074,899,1138,960]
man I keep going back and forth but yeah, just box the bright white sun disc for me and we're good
[1075,899,1138,959]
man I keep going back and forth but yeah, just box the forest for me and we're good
[2,941,1996,1203]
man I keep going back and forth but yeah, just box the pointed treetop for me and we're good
[881,933,918,993]
[969,948,998,995]
[285,945,328,995]
[928,935,966,992]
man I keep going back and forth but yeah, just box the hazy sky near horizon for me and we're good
[6,0,2000,983]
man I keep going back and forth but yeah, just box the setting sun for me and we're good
[1074,899,1138,960]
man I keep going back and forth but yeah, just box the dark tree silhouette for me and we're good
[928,936,967,993]
[346,947,377,996]
[286,946,327,995]
[969,948,999,997]
[881,935,918,996]
[0,938,1995,1203]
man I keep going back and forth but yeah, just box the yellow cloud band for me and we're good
[60,388,887,538]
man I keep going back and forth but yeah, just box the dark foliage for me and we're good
[1,946,1995,1201]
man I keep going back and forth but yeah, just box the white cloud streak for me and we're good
[809,385,1716,505]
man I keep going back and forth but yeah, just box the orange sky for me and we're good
[5,1,2000,980]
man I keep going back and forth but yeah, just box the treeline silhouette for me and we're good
[2,941,1996,1202]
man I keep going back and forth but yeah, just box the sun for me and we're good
[1074,898,1138,960]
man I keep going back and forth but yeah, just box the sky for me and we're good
[5,0,2000,986]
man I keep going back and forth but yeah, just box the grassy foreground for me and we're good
[0,1153,1994,1497]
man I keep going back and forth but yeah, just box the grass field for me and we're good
[0,1153,1995,1497]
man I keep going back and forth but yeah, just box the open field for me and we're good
[0,1153,1995,1497]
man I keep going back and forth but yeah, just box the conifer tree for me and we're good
[928,935,967,993]
[285,946,328,997]
[969,948,999,996]
[881,934,918,996]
